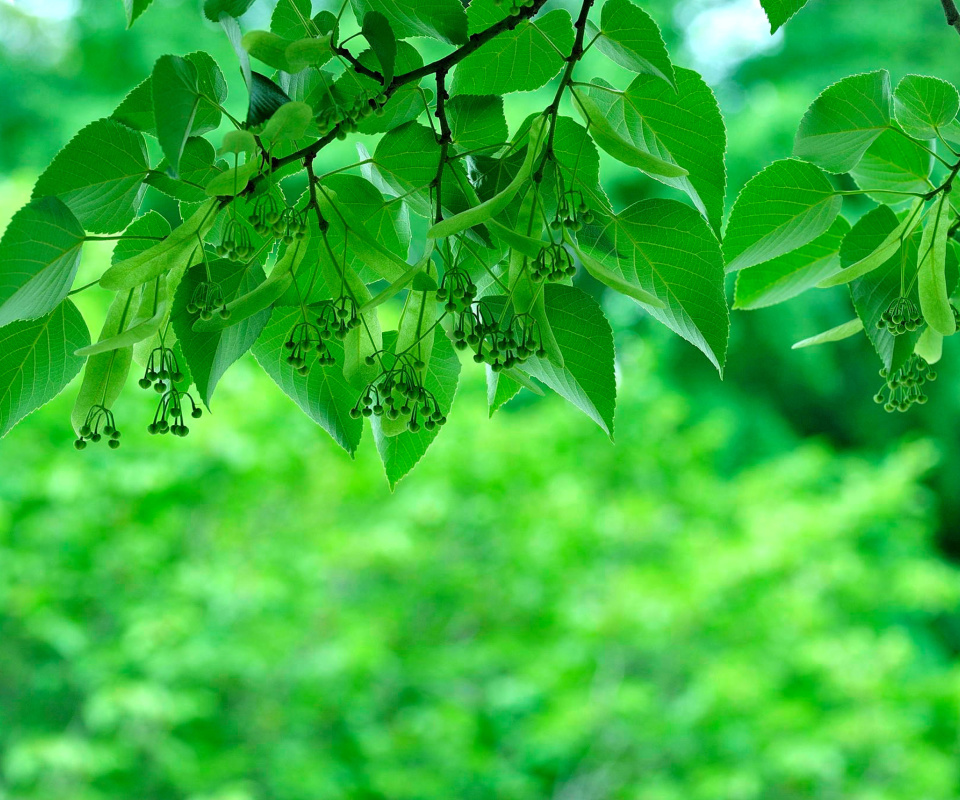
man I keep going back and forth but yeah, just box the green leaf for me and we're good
[247,72,293,128]
[573,69,726,233]
[148,137,223,203]
[154,55,205,176]
[122,0,154,27]
[0,197,85,328]
[253,306,363,454]
[33,118,149,234]
[172,258,272,408]
[486,368,521,416]
[523,284,617,437]
[272,0,313,38]
[452,7,574,95]
[99,199,219,291]
[578,198,729,372]
[844,205,926,373]
[794,70,892,174]
[792,318,863,349]
[350,0,468,45]
[733,216,850,310]
[370,122,473,221]
[0,300,89,438]
[372,331,461,488]
[918,196,955,336]
[894,74,960,140]
[758,0,809,32]
[448,95,508,152]
[572,85,689,179]
[113,52,226,140]
[818,199,924,287]
[592,0,675,87]
[262,101,313,143]
[362,11,396,84]
[204,0,255,22]
[849,127,933,203]
[723,159,841,273]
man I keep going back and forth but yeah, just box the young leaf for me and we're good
[204,0,255,22]
[448,96,508,152]
[792,318,863,349]
[733,216,850,310]
[350,0,468,45]
[372,332,461,488]
[253,306,363,454]
[849,127,933,203]
[33,118,149,234]
[362,11,396,84]
[99,199,219,291]
[0,197,85,328]
[452,7,574,95]
[723,159,842,273]
[794,70,892,174]
[578,198,728,372]
[894,74,960,140]
[818,199,923,287]
[592,0,675,87]
[573,69,726,233]
[917,196,956,336]
[172,259,272,408]
[759,0,809,32]
[243,30,298,73]
[123,0,154,27]
[0,300,90,438]
[523,284,617,437]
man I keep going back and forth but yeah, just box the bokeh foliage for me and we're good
[2,0,960,797]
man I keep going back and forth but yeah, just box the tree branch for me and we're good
[942,0,960,35]
[254,0,551,191]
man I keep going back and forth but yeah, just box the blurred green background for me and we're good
[3,0,960,797]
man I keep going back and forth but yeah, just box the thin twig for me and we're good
[942,0,960,35]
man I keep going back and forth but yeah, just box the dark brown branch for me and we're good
[432,69,452,224]
[942,0,960,35]
[332,44,383,84]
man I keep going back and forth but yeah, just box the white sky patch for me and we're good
[0,0,79,21]
[676,0,782,84]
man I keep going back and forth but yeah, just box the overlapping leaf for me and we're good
[33,118,149,233]
[0,196,85,328]
[578,198,728,371]
[723,159,842,273]
[0,300,89,438]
